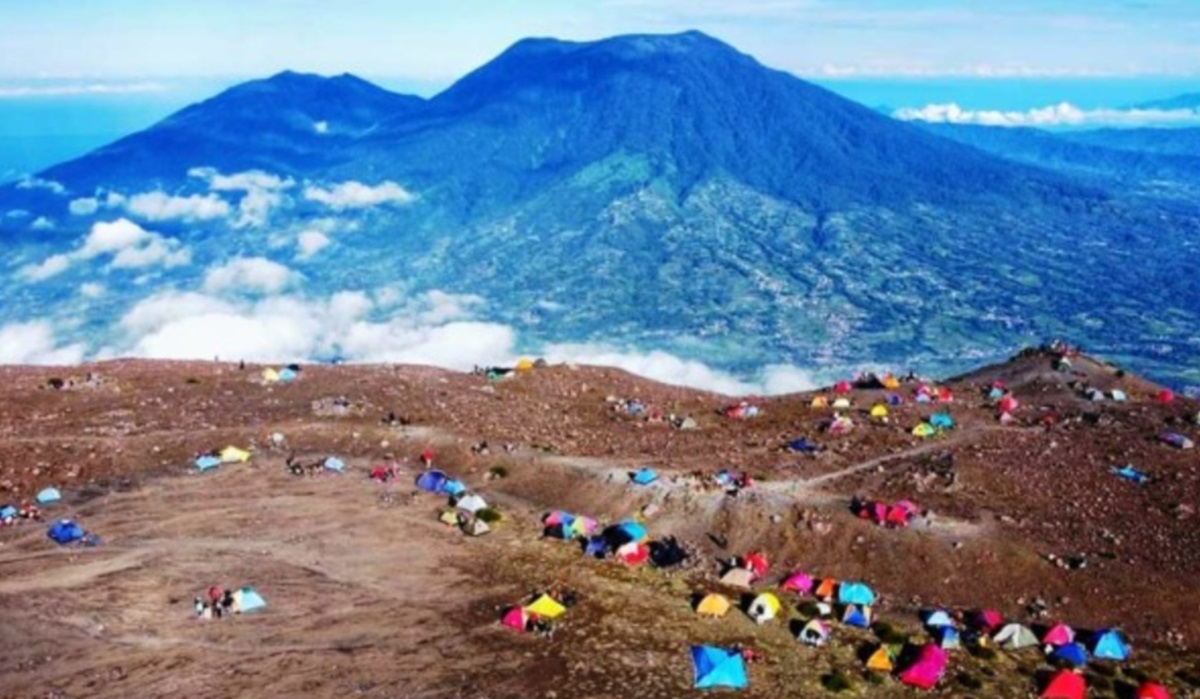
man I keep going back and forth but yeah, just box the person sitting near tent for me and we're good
[732,643,764,664]
[20,503,42,521]
[220,588,236,615]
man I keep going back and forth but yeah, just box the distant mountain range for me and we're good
[2,31,1199,391]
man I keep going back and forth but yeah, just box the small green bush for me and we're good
[476,508,502,523]
[821,671,854,693]
[488,465,509,479]
[872,622,909,646]
[957,672,984,691]
[969,645,998,662]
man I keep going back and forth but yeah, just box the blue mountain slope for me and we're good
[2,32,1200,388]
[1058,127,1200,158]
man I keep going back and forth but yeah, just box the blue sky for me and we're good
[1,0,1199,178]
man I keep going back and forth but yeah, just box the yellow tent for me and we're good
[912,423,936,437]
[438,510,460,526]
[525,594,566,619]
[832,397,851,409]
[515,358,535,371]
[810,396,829,409]
[696,593,732,618]
[261,368,280,383]
[749,592,782,623]
[220,446,251,463]
[870,404,889,418]
[866,646,894,672]
[882,375,900,389]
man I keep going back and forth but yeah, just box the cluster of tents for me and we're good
[194,445,252,471]
[911,411,955,438]
[722,402,761,420]
[416,469,494,537]
[852,497,920,528]
[260,365,301,384]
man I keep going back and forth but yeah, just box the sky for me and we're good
[1,0,1199,177]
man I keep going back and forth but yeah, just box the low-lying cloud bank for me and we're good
[0,288,821,395]
[893,102,1200,128]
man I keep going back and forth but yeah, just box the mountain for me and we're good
[1132,91,1200,111]
[2,32,1200,390]
[1059,126,1200,158]
[42,71,425,191]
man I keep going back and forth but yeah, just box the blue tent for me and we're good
[416,470,448,493]
[616,521,647,543]
[1112,466,1148,485]
[691,645,748,690]
[924,609,955,628]
[988,387,1005,400]
[788,438,819,454]
[935,626,961,649]
[584,536,608,558]
[837,581,876,606]
[35,487,62,505]
[885,394,904,406]
[713,470,734,486]
[278,368,298,382]
[324,457,345,473]
[195,455,221,471]
[929,413,955,430]
[1,504,17,520]
[1092,629,1130,661]
[1051,642,1088,668]
[239,586,266,612]
[842,605,872,629]
[442,479,466,496]
[48,519,85,545]
[915,393,932,404]
[631,467,659,485]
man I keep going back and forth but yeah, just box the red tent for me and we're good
[1156,389,1176,404]
[834,381,852,394]
[885,506,911,527]
[998,396,1019,413]
[1135,681,1172,699]
[937,387,953,402]
[744,551,769,579]
[971,609,1003,632]
[616,542,649,565]
[897,643,947,690]
[1041,670,1085,699]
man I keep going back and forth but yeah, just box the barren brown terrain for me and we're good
[1,349,1198,698]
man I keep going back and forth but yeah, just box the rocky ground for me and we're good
[0,349,1197,698]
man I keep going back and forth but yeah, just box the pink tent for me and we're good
[897,643,947,690]
[1042,622,1075,646]
[998,395,1019,413]
[834,380,852,394]
[1156,389,1175,404]
[501,606,529,632]
[543,511,570,526]
[780,571,814,594]
[971,609,1003,632]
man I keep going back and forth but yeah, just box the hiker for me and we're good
[221,589,235,615]
[286,454,304,477]
[193,597,205,617]
[420,448,434,468]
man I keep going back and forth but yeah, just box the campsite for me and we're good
[0,348,1198,698]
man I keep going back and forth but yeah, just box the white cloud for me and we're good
[68,197,100,216]
[304,180,416,210]
[119,291,236,336]
[186,167,293,228]
[0,82,166,98]
[124,190,230,222]
[203,256,296,295]
[19,254,71,281]
[80,283,105,298]
[0,321,85,365]
[893,101,1200,128]
[30,216,54,230]
[16,177,66,195]
[5,209,30,218]
[313,120,329,134]
[21,218,191,281]
[295,229,331,259]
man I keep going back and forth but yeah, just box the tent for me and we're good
[1092,629,1130,661]
[615,541,649,565]
[1156,389,1175,404]
[502,606,530,632]
[1160,432,1194,450]
[584,536,608,558]
[923,609,954,629]
[323,457,345,473]
[743,551,769,579]
[897,643,947,690]
[0,505,16,521]
[278,368,298,382]
[416,470,449,493]
[691,645,748,690]
[912,423,936,437]
[456,494,488,514]
[631,467,659,485]
[220,446,251,463]
[988,386,1005,400]
[780,571,814,595]
[464,519,491,536]
[797,619,831,647]
[832,397,851,409]
[814,579,837,600]
[47,519,85,544]
[972,609,1003,633]
[841,604,872,629]
[569,516,598,537]
[929,412,954,430]
[934,626,960,650]
[1135,681,1172,699]
[1085,388,1106,402]
[866,646,894,672]
[195,455,221,471]
[885,393,904,406]
[442,479,466,496]
[609,521,648,544]
[544,510,572,526]
[837,582,876,606]
[1111,389,1127,401]
[788,438,819,454]
[35,487,62,505]
[1051,643,1088,668]
[1113,465,1149,484]
[811,396,829,409]
[748,592,782,624]
[937,387,954,402]
[239,586,266,613]
[516,358,535,371]
[720,568,755,590]
[525,594,567,619]
[1040,669,1086,699]
[262,368,280,382]
[994,623,1039,650]
[696,593,732,618]
[438,510,461,526]
[998,395,1019,413]
[834,381,852,394]
[870,404,889,419]
[882,375,901,389]
[1042,622,1076,646]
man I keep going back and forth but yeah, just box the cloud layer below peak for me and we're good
[893,101,1200,128]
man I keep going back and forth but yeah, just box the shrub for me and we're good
[957,672,984,691]
[489,465,509,479]
[821,671,854,693]
[476,508,502,523]
[969,646,998,662]
[872,622,909,646]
